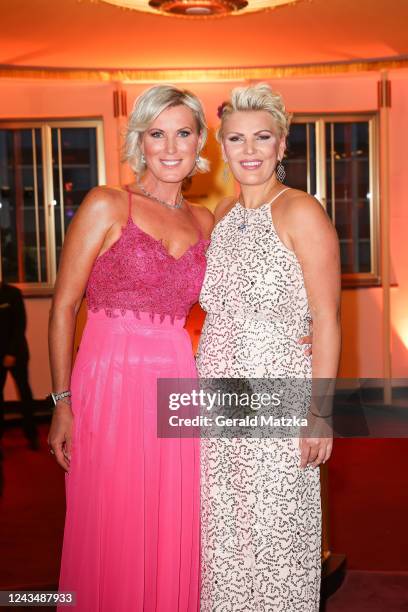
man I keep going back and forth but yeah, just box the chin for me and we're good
[236,172,270,186]
[153,170,188,183]
[163,173,188,183]
[152,164,192,183]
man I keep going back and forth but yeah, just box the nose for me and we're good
[166,135,177,155]
[243,138,255,156]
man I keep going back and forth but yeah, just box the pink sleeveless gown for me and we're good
[57,189,208,611]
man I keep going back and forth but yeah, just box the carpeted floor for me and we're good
[325,570,408,611]
[0,424,64,591]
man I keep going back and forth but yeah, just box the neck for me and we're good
[239,176,282,209]
[133,170,183,205]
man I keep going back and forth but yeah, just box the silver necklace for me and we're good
[137,182,184,210]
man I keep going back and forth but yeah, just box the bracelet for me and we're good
[50,390,71,406]
[56,397,72,407]
[309,411,333,418]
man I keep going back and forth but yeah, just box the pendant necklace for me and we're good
[238,205,248,232]
[137,181,184,210]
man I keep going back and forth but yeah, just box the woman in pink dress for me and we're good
[47,85,213,611]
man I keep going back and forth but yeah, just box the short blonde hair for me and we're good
[217,83,292,142]
[123,84,209,175]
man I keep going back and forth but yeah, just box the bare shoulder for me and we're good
[186,201,214,239]
[62,186,126,246]
[283,189,334,233]
[75,185,123,221]
[214,196,236,224]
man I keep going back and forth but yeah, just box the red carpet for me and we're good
[328,438,408,571]
[0,424,65,590]
[325,570,408,611]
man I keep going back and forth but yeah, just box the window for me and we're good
[285,122,316,195]
[286,114,379,287]
[0,120,105,294]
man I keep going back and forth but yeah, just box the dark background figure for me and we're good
[0,281,39,454]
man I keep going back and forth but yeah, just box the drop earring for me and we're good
[141,153,146,165]
[276,159,286,182]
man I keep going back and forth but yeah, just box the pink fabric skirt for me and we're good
[58,310,200,612]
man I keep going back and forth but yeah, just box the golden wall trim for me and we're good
[1,56,408,83]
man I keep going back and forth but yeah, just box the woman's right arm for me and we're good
[48,187,118,471]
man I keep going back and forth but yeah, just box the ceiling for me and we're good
[0,0,407,71]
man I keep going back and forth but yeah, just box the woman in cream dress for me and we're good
[197,84,341,611]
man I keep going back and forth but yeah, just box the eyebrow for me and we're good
[226,129,274,136]
[148,126,193,132]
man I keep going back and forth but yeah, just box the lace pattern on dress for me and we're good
[85,194,209,323]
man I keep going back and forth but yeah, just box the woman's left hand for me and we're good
[299,435,333,469]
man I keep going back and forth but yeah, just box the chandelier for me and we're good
[100,0,301,18]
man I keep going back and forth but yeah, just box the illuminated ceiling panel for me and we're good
[101,0,301,17]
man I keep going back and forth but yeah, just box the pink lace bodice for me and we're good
[86,189,209,321]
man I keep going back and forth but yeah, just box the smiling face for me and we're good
[141,104,202,183]
[222,110,286,186]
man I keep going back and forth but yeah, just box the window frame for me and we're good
[0,118,106,296]
[290,112,380,287]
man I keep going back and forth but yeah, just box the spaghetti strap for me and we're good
[267,187,291,206]
[123,186,133,224]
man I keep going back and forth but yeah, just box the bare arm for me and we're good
[288,195,341,378]
[286,194,341,467]
[48,187,118,469]
[49,187,118,391]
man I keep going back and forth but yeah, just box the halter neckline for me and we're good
[235,187,291,211]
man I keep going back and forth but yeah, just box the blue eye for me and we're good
[179,130,192,137]
[150,131,163,138]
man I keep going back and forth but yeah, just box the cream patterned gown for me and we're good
[196,189,321,612]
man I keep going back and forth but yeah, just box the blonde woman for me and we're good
[48,85,213,611]
[197,84,341,611]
